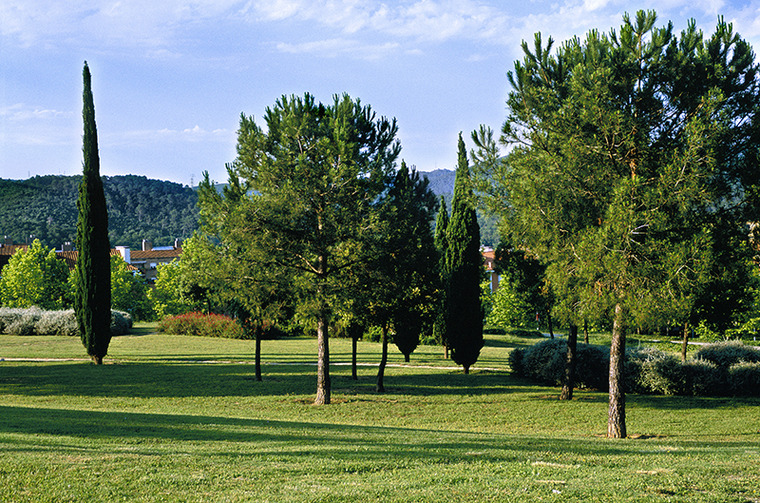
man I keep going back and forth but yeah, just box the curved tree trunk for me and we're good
[607,302,626,439]
[376,324,389,393]
[560,324,577,400]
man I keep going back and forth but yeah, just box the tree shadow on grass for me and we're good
[0,361,529,400]
[0,404,732,462]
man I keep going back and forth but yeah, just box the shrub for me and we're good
[728,361,760,396]
[511,338,611,390]
[35,310,79,337]
[0,307,132,336]
[158,312,246,339]
[693,340,760,369]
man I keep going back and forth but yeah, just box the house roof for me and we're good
[129,248,183,261]
[56,249,139,272]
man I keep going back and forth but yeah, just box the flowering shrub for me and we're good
[158,312,246,339]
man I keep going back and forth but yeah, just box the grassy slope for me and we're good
[1,330,759,502]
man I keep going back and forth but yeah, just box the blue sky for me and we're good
[2,0,759,185]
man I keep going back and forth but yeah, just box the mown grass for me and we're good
[1,327,759,502]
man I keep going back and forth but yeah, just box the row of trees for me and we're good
[165,94,486,404]
[472,11,760,437]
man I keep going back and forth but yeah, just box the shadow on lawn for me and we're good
[0,404,731,461]
[0,361,524,400]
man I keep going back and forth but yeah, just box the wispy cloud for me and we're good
[103,125,233,147]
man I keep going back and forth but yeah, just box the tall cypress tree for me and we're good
[433,195,449,357]
[75,61,112,365]
[445,133,483,373]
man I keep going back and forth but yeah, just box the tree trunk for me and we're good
[404,354,410,363]
[91,355,103,365]
[681,322,689,362]
[547,311,554,338]
[376,324,389,393]
[560,324,577,400]
[584,320,589,344]
[255,326,262,382]
[607,302,626,439]
[444,344,449,359]
[463,364,470,374]
[315,312,331,405]
[352,335,358,381]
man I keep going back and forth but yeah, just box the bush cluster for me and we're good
[510,338,760,397]
[0,307,132,336]
[158,312,246,339]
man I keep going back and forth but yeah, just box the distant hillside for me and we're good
[0,169,498,251]
[421,169,456,195]
[0,175,197,250]
[421,168,500,247]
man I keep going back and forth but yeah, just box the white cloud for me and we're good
[103,125,232,146]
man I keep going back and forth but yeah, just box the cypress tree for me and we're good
[75,61,112,365]
[433,195,449,357]
[445,133,483,373]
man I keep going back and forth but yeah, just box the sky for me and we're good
[2,1,760,186]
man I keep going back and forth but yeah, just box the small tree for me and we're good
[0,239,70,309]
[110,255,152,321]
[445,133,483,374]
[74,61,111,365]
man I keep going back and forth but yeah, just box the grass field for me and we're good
[1,327,759,502]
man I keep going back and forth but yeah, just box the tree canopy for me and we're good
[213,92,401,404]
[473,11,760,437]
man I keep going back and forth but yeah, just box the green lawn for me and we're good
[1,328,759,502]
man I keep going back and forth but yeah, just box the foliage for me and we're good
[75,62,112,364]
[158,312,246,339]
[485,279,531,329]
[0,175,198,250]
[693,340,760,369]
[444,134,483,372]
[148,260,202,319]
[513,338,760,397]
[474,10,760,437]
[432,195,449,349]
[353,161,439,367]
[109,255,153,321]
[220,93,401,404]
[0,239,70,309]
[0,307,131,336]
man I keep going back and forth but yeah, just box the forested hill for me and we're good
[0,170,498,250]
[421,169,499,247]
[0,175,197,250]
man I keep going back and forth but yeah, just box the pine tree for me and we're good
[75,61,112,365]
[445,133,483,374]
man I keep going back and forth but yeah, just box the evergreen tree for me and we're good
[474,12,760,437]
[75,62,112,365]
[223,93,400,404]
[445,133,483,374]
[432,195,449,356]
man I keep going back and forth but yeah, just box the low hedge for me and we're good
[0,307,132,336]
[510,338,760,397]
